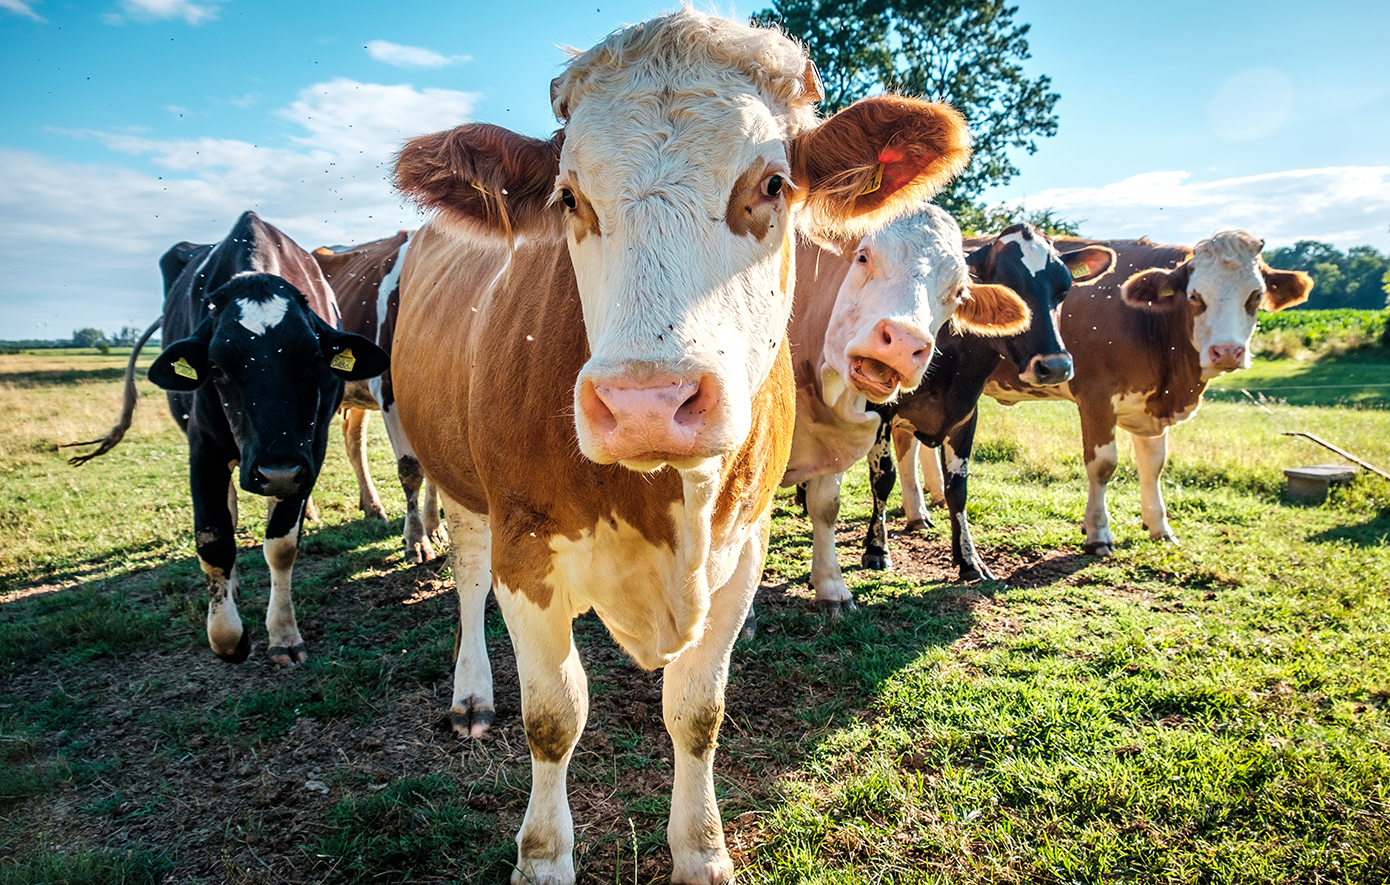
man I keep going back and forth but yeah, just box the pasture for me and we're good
[2,346,1388,884]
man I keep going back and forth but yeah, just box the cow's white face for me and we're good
[822,204,967,405]
[1184,231,1267,379]
[562,68,802,471]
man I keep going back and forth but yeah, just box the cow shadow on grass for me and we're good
[1307,511,1390,547]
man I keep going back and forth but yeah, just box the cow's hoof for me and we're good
[860,550,892,571]
[738,608,757,642]
[672,853,734,885]
[449,704,495,738]
[404,538,437,565]
[267,642,308,666]
[214,629,251,664]
[815,596,857,618]
[363,504,388,521]
[904,518,932,532]
[1083,542,1113,556]
[959,564,996,583]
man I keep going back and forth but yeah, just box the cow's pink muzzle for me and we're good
[577,374,721,466]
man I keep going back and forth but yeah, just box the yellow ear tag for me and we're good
[172,357,198,380]
[330,348,356,372]
[860,162,884,196]
[1071,263,1090,280]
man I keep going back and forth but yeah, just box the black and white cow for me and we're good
[69,211,388,664]
[861,224,1114,580]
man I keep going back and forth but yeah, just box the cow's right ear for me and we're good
[148,335,211,391]
[953,283,1032,338]
[1060,246,1116,285]
[1122,262,1191,312]
[395,124,562,240]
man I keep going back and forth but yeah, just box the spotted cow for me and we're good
[389,10,980,882]
[68,211,388,664]
[312,232,445,564]
[858,224,1115,580]
[781,205,1033,612]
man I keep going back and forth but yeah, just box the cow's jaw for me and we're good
[823,205,966,408]
[566,89,797,471]
[1186,232,1264,380]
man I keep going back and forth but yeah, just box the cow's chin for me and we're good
[578,439,719,473]
[1200,361,1240,381]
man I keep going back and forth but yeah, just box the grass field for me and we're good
[1,348,1388,884]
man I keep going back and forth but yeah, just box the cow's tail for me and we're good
[62,316,163,466]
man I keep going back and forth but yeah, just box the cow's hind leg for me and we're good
[264,495,309,665]
[382,405,437,564]
[861,419,896,570]
[664,524,762,884]
[1133,429,1176,543]
[440,494,494,737]
[194,450,246,662]
[496,578,587,885]
[423,478,447,547]
[343,408,387,520]
[806,471,856,615]
[896,426,939,530]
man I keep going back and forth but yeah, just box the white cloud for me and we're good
[112,0,220,25]
[1006,167,1390,251]
[1,0,44,21]
[0,78,478,339]
[365,40,470,69]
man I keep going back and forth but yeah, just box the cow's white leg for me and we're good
[1133,429,1177,543]
[806,471,855,615]
[381,404,437,564]
[193,451,247,662]
[664,524,762,885]
[495,580,586,885]
[342,408,387,520]
[1083,439,1119,556]
[264,496,307,665]
[893,427,936,531]
[440,494,494,737]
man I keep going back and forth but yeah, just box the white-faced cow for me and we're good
[877,231,1311,564]
[389,10,982,883]
[311,232,445,564]
[858,224,1115,580]
[781,205,1033,613]
[67,211,388,664]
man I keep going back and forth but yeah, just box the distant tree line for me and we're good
[1263,241,1390,311]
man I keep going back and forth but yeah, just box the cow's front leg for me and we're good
[342,408,387,520]
[902,425,946,515]
[861,418,897,571]
[942,413,993,582]
[664,525,763,884]
[264,494,308,665]
[1079,401,1119,555]
[806,471,855,615]
[1133,429,1177,543]
[193,450,246,662]
[495,579,587,885]
[440,495,494,737]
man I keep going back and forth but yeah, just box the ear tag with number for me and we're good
[330,348,356,372]
[860,162,884,196]
[172,357,198,380]
[1071,263,1090,280]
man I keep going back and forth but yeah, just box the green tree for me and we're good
[71,327,107,348]
[754,0,1059,219]
[1264,240,1390,310]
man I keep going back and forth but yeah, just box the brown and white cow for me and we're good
[390,10,976,883]
[311,232,445,564]
[980,231,1312,555]
[781,203,1030,612]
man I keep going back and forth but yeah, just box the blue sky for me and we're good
[1,0,1387,339]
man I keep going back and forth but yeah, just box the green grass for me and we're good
[1207,351,1390,409]
[1,350,1389,883]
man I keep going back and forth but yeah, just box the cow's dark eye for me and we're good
[560,188,577,210]
[762,174,783,197]
[857,253,868,264]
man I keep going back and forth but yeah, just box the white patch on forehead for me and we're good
[237,295,290,336]
[1001,231,1052,275]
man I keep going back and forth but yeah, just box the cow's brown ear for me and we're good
[953,283,1031,338]
[1060,246,1116,285]
[1260,264,1313,311]
[1122,262,1190,311]
[791,96,971,240]
[395,124,562,240]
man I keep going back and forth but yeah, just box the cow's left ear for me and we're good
[1259,263,1314,311]
[791,96,971,241]
[149,336,210,391]
[953,283,1032,338]
[1059,246,1116,285]
[317,328,390,381]
[1122,262,1191,311]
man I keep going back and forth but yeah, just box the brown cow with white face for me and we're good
[983,230,1312,555]
[390,10,977,883]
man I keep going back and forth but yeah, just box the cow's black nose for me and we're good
[252,463,307,496]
